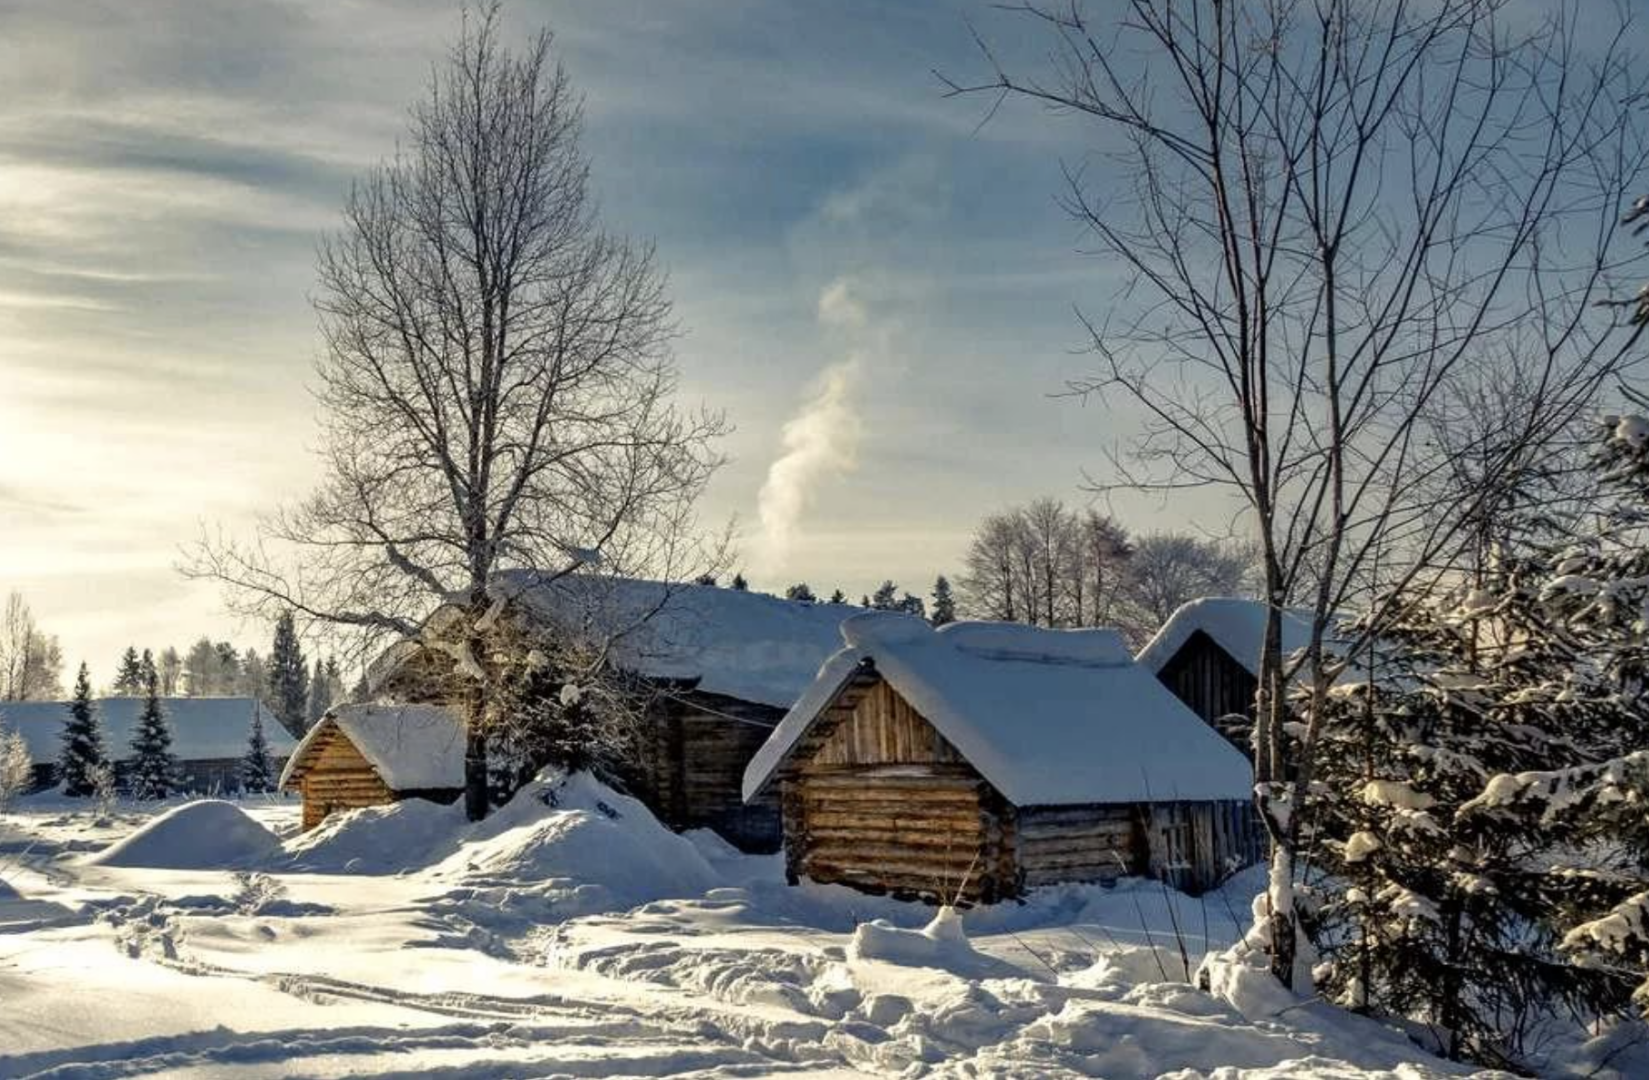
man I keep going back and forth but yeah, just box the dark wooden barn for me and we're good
[745,615,1263,903]
[367,574,857,853]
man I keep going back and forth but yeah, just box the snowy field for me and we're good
[0,776,1610,1079]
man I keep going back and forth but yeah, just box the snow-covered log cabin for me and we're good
[279,704,465,830]
[743,613,1263,903]
[367,574,857,852]
[1,696,292,795]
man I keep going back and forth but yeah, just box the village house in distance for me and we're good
[744,612,1262,902]
[0,696,292,794]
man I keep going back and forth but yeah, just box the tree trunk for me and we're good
[465,726,489,822]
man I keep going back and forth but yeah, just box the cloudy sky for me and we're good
[0,0,1176,682]
[6,0,1596,683]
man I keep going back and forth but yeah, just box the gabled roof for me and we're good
[744,613,1255,806]
[1134,597,1326,678]
[280,703,465,792]
[0,697,292,763]
[374,573,861,710]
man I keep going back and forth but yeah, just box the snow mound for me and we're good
[435,772,719,904]
[281,770,721,916]
[0,876,17,900]
[283,797,465,873]
[89,801,283,870]
[850,906,1012,977]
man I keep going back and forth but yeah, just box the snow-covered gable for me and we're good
[744,613,1255,806]
[1134,597,1329,678]
[497,572,860,709]
[280,704,465,792]
[0,697,293,764]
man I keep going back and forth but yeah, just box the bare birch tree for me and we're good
[187,7,725,819]
[0,592,64,702]
[946,0,1649,985]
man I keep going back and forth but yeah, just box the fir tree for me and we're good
[871,580,899,610]
[266,612,308,737]
[58,663,107,797]
[731,572,749,591]
[930,575,957,626]
[860,594,871,608]
[898,592,926,618]
[305,656,333,727]
[1303,455,1649,1061]
[126,671,178,800]
[113,647,144,695]
[240,703,274,794]
[784,583,817,603]
[828,589,847,604]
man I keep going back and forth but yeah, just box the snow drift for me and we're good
[89,801,283,870]
[282,770,719,913]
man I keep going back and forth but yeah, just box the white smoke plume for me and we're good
[750,277,870,576]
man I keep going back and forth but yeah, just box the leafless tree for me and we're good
[1115,532,1252,642]
[186,7,725,819]
[946,0,1649,984]
[961,499,1125,625]
[0,592,63,702]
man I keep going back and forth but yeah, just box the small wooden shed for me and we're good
[744,615,1262,903]
[1135,598,1346,753]
[280,704,466,830]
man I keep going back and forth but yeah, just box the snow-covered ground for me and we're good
[0,778,1615,1078]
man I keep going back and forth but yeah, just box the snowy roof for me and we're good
[0,697,293,764]
[744,613,1255,806]
[1134,598,1334,678]
[280,703,466,792]
[375,573,863,711]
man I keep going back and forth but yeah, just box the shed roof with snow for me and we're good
[1133,597,1328,678]
[373,573,860,710]
[744,613,1255,806]
[0,696,292,763]
[279,703,466,793]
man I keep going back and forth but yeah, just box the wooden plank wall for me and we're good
[811,680,966,767]
[631,690,784,853]
[296,727,396,830]
[1155,631,1259,753]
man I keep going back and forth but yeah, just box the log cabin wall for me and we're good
[1154,630,1258,753]
[294,725,397,830]
[783,677,1017,904]
[1015,804,1144,888]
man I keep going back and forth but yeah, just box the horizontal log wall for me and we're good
[297,726,396,830]
[793,765,1008,904]
[783,677,1014,904]
[1016,804,1141,887]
